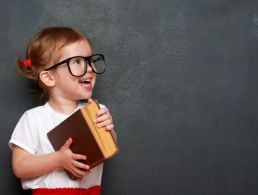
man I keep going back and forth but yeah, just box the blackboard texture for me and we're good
[1,0,258,194]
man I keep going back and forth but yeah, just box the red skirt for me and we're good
[32,186,101,195]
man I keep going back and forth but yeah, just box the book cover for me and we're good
[47,100,119,178]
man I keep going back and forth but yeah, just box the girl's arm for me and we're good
[12,138,89,179]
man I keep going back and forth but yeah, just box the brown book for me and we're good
[47,100,119,178]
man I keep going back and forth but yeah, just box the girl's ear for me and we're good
[39,71,55,87]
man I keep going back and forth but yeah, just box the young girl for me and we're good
[9,27,115,195]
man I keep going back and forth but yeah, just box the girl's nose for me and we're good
[87,63,93,72]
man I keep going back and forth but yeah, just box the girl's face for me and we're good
[50,40,96,102]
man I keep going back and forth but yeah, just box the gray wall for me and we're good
[1,0,258,194]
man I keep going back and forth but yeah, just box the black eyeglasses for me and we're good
[45,54,106,77]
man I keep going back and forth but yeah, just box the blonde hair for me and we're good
[17,26,92,102]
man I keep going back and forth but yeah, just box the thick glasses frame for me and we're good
[45,54,105,77]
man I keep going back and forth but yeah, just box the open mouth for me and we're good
[79,78,91,84]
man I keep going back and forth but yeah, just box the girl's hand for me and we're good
[58,138,90,178]
[96,107,114,130]
[88,98,114,131]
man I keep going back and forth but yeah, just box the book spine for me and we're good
[85,103,118,158]
[80,108,108,158]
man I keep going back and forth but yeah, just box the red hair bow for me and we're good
[22,59,32,69]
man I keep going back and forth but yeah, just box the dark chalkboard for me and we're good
[1,0,258,194]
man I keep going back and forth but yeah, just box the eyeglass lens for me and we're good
[68,55,105,76]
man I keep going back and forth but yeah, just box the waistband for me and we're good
[32,185,101,195]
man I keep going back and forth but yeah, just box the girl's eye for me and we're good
[70,57,83,65]
[75,59,81,64]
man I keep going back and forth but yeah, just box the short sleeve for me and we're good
[9,111,39,154]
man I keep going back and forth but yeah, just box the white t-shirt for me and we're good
[9,102,104,190]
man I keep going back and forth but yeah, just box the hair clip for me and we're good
[22,59,32,69]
